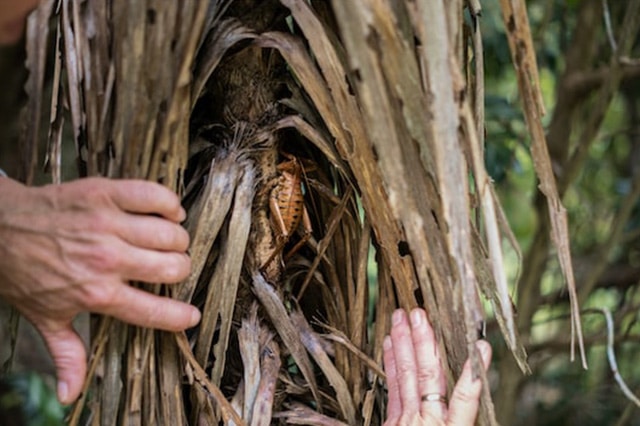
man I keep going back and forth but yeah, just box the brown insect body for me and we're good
[272,157,306,238]
[261,153,313,276]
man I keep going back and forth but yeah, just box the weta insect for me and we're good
[261,152,313,272]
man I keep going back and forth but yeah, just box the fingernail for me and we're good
[410,309,422,327]
[57,381,68,404]
[392,309,404,325]
[190,309,201,326]
[383,336,392,351]
[179,207,187,222]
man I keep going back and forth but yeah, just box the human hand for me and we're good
[0,177,200,405]
[383,309,492,426]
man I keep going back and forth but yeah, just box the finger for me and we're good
[98,284,201,331]
[389,309,421,415]
[383,335,402,422]
[105,179,186,222]
[446,340,492,426]
[115,214,190,252]
[410,308,448,420]
[39,324,87,405]
[117,246,191,284]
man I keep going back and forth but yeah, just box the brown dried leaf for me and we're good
[239,304,261,421]
[21,0,55,184]
[197,162,254,387]
[274,402,349,426]
[291,311,356,424]
[192,18,255,107]
[175,332,245,425]
[178,152,242,302]
[499,0,586,368]
[251,272,321,408]
[249,334,281,426]
[462,102,517,347]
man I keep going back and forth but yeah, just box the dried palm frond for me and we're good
[19,0,579,425]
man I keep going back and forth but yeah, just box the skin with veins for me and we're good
[0,178,200,405]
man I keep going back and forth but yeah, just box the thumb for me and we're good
[446,340,492,426]
[39,324,88,405]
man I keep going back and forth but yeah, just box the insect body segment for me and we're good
[273,157,308,239]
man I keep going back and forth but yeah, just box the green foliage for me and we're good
[0,373,65,426]
[481,0,640,424]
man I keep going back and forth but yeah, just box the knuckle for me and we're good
[417,367,439,383]
[392,323,411,338]
[83,283,118,310]
[176,227,190,250]
[141,303,165,328]
[82,178,111,201]
[87,211,113,233]
[140,181,170,201]
[136,182,182,216]
[163,254,191,283]
[398,413,422,425]
[390,330,412,346]
[411,326,430,342]
[85,244,120,272]
[159,224,189,250]
[82,176,108,188]
[134,181,153,202]
[53,178,112,211]
[394,361,416,379]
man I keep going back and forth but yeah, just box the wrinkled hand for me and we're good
[383,309,492,426]
[0,177,200,405]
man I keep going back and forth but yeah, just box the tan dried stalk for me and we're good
[499,0,586,368]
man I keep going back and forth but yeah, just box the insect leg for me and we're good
[283,205,313,262]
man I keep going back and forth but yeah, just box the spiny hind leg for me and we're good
[260,195,290,273]
[283,205,312,262]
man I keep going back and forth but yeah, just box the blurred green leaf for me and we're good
[0,373,65,426]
